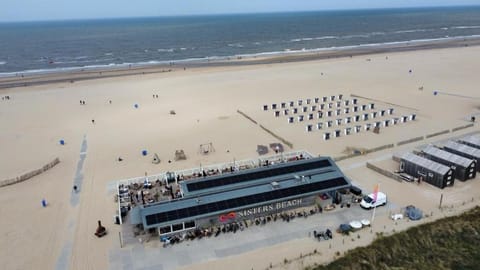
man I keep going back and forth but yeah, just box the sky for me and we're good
[1,0,480,22]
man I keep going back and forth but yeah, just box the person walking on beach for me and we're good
[92,119,95,124]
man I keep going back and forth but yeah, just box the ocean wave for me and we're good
[104,52,113,56]
[2,34,480,79]
[394,29,428,34]
[157,48,175,52]
[0,61,6,65]
[228,43,244,48]
[290,36,338,42]
[451,25,480,29]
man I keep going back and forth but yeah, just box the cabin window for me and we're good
[184,221,195,228]
[160,226,172,234]
[172,223,183,232]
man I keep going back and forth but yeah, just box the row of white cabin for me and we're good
[302,114,417,139]
[263,95,356,111]
[284,108,398,123]
[270,102,380,116]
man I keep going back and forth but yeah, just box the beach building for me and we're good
[458,135,480,150]
[128,157,351,235]
[443,141,480,172]
[422,145,476,181]
[397,152,454,189]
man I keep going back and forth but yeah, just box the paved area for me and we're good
[71,135,87,207]
[56,135,87,270]
[109,203,395,270]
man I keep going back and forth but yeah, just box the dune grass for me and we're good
[309,206,480,270]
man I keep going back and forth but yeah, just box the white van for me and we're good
[360,192,387,209]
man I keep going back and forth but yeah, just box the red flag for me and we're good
[372,184,379,202]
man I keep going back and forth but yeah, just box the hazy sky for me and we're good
[1,0,480,22]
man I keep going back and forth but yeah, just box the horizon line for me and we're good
[1,4,479,24]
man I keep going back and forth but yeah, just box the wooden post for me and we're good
[119,231,123,248]
[439,193,443,209]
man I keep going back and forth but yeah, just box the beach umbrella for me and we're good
[134,104,139,109]
[142,150,148,156]
[59,139,65,145]
[433,91,438,96]
[41,199,47,207]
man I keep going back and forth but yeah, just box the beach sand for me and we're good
[0,44,479,270]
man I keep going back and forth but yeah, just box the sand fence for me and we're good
[0,157,60,188]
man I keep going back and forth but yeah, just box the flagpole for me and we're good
[371,183,379,224]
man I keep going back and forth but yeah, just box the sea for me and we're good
[1,6,480,77]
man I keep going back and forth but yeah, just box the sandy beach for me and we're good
[1,43,479,270]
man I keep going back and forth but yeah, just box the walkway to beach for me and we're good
[55,135,88,270]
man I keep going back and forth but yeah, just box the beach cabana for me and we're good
[314,97,320,103]
[317,122,323,130]
[458,135,480,150]
[353,106,358,112]
[334,130,341,137]
[298,115,304,122]
[306,98,311,104]
[281,102,286,108]
[388,108,394,115]
[355,125,361,133]
[288,117,294,123]
[365,123,371,131]
[352,98,358,105]
[263,105,268,111]
[443,141,480,172]
[344,127,352,135]
[361,104,367,111]
[336,119,342,125]
[397,152,454,189]
[308,113,314,120]
[422,145,476,181]
[272,104,277,110]
[323,132,330,140]
[317,111,323,118]
[306,125,313,132]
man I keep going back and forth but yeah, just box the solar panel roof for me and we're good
[400,152,451,175]
[423,145,473,168]
[185,158,332,193]
[145,176,348,226]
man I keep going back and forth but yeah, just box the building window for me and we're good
[184,221,195,229]
[160,226,172,234]
[172,223,183,232]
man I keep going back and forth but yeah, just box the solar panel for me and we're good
[186,158,332,192]
[146,177,348,225]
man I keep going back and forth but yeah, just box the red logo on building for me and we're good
[219,212,236,222]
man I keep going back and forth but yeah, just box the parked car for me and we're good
[360,192,387,209]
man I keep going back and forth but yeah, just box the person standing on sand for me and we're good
[92,119,95,124]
